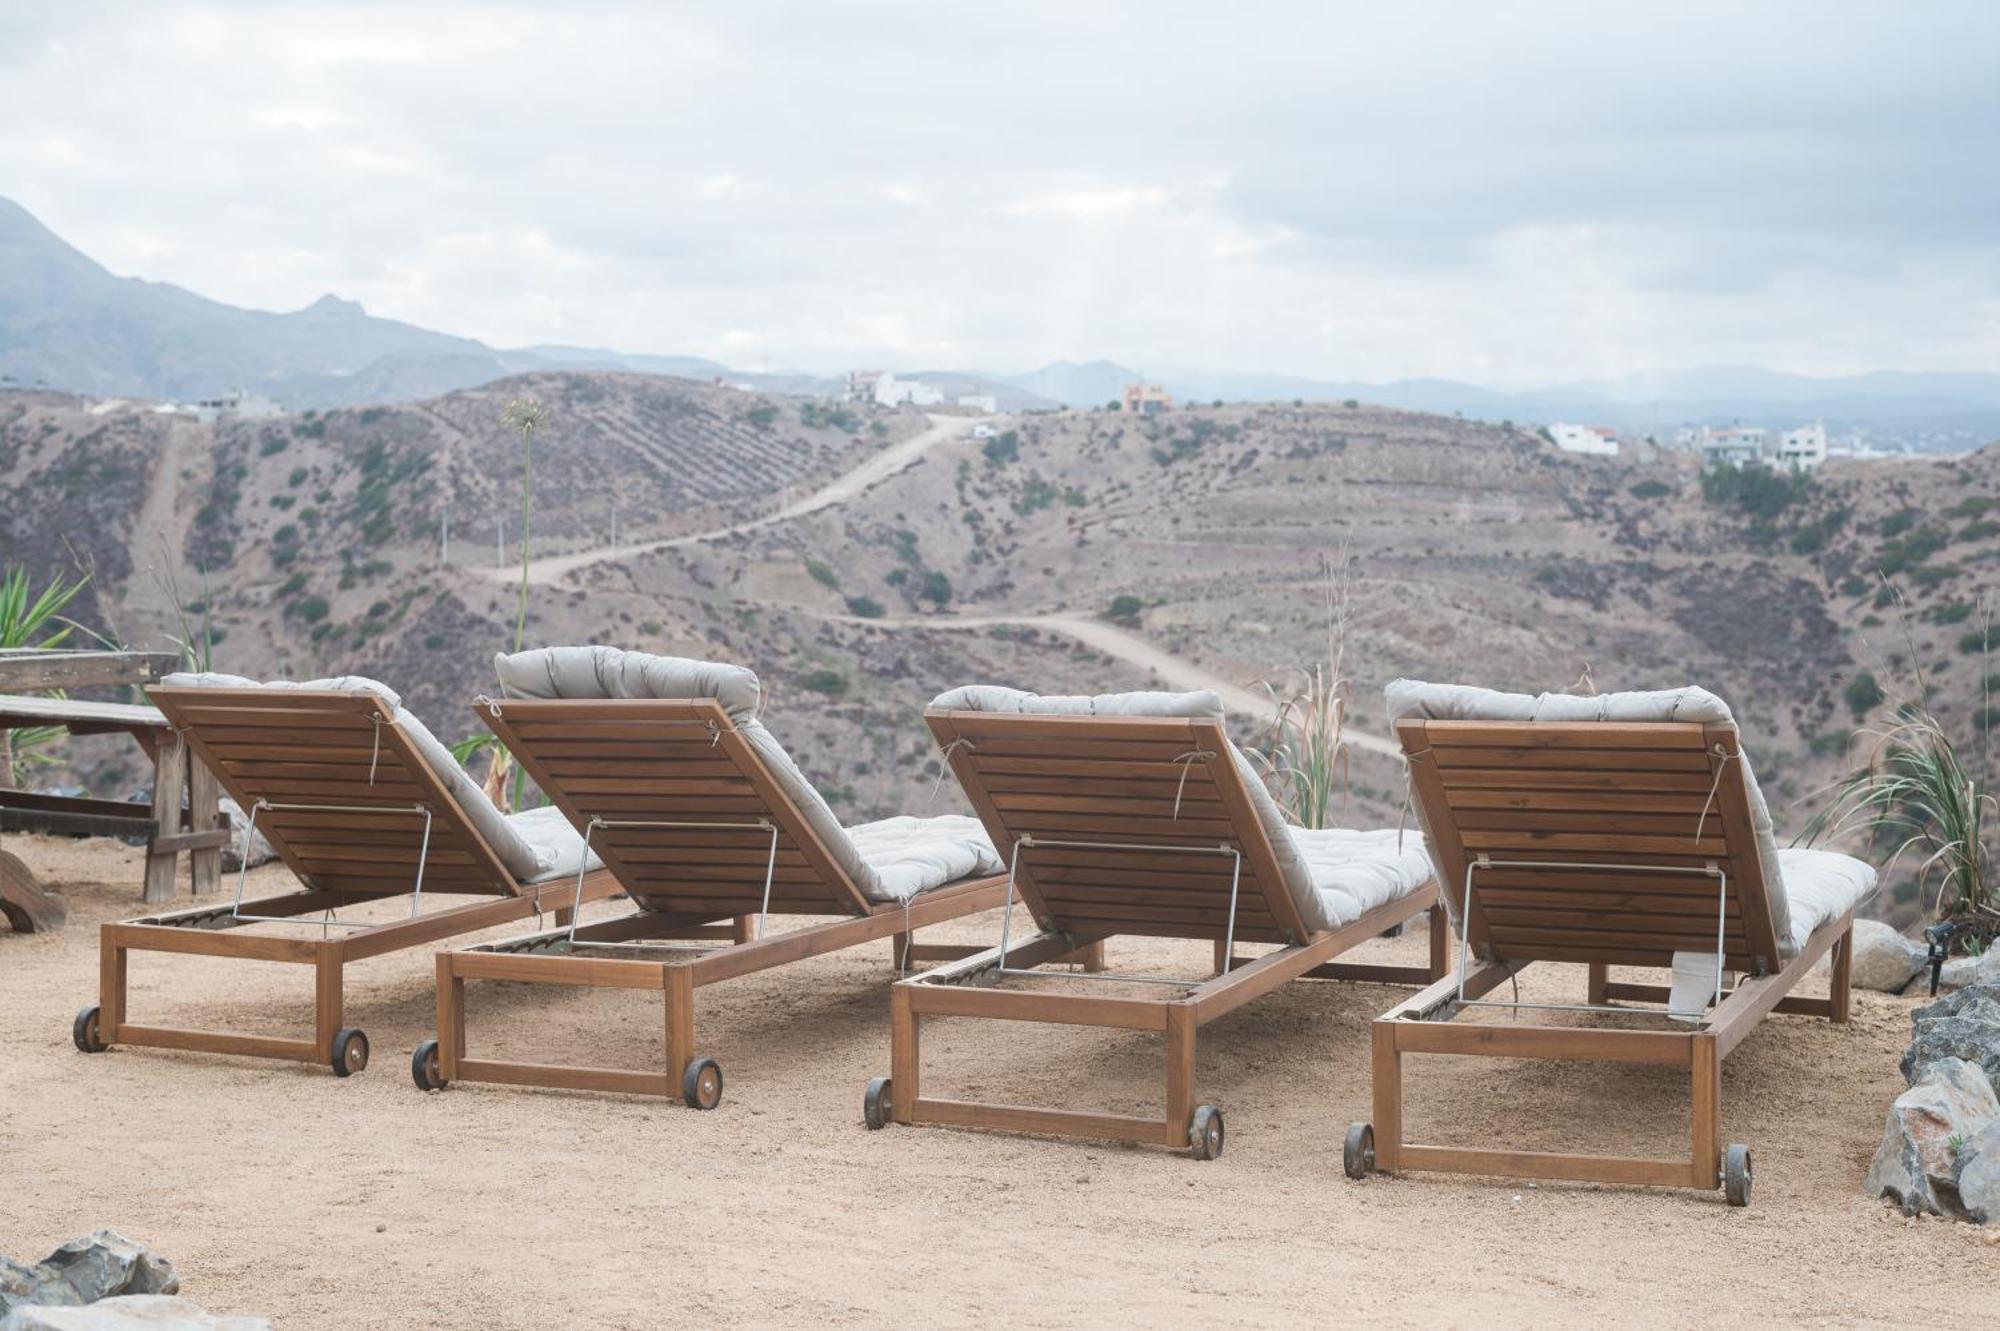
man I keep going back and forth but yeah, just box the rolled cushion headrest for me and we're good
[1385,679,1733,724]
[496,646,761,723]
[929,684,1223,719]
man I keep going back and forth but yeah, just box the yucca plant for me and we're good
[1252,551,1354,830]
[1805,586,1996,930]
[1803,707,1994,921]
[0,566,90,784]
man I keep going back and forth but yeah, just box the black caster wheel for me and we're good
[72,1005,107,1054]
[329,1027,369,1077]
[682,1055,723,1110]
[1724,1144,1753,1208]
[1188,1104,1225,1160]
[411,1038,446,1091]
[863,1076,892,1129]
[1343,1122,1376,1179]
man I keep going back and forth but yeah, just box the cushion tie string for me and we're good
[1695,743,1737,845]
[475,693,504,719]
[1170,749,1216,819]
[707,719,723,748]
[367,713,386,786]
[1395,746,1431,852]
[927,736,978,807]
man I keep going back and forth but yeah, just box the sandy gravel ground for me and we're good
[3,835,1995,1329]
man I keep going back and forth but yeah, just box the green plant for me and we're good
[1250,552,1353,829]
[0,566,91,782]
[800,668,849,697]
[844,596,884,619]
[805,558,839,589]
[1808,598,1995,925]
[1107,594,1144,621]
[1628,480,1671,500]
[1844,671,1885,718]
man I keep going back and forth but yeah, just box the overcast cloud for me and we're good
[2,1,1996,382]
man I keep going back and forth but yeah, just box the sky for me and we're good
[2,1,1997,383]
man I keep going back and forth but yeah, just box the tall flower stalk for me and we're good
[502,395,548,652]
[1252,549,1354,830]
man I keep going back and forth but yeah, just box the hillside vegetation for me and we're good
[6,376,1996,925]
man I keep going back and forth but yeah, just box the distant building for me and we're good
[844,370,885,402]
[956,393,998,414]
[1774,422,1828,471]
[1547,422,1620,457]
[1699,427,1768,471]
[971,424,996,439]
[1121,383,1172,415]
[871,372,943,408]
[191,388,284,423]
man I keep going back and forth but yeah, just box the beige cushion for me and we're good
[1385,678,1862,961]
[161,671,551,883]
[498,647,999,902]
[928,685,1433,931]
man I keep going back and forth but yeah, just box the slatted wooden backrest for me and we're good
[1397,718,1783,972]
[148,686,520,898]
[926,709,1309,944]
[481,698,873,918]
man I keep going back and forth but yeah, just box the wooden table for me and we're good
[0,651,227,929]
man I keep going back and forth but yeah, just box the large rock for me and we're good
[1958,1118,2000,1224]
[1847,919,1926,992]
[1935,949,2000,992]
[1902,982,2000,1087]
[217,797,276,871]
[0,1296,271,1330]
[0,1234,176,1316]
[1865,1057,2000,1218]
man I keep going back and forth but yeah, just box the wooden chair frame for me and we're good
[1352,717,1857,1205]
[874,708,1446,1158]
[422,697,1039,1107]
[80,687,620,1076]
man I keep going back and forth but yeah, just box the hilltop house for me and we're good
[1120,383,1172,415]
[1547,422,1620,456]
[1774,422,1828,470]
[190,388,284,422]
[1694,422,1827,472]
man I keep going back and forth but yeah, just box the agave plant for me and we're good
[0,566,91,784]
[1804,706,1995,923]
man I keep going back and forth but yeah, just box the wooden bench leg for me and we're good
[1428,902,1450,981]
[1372,1021,1402,1172]
[1691,1033,1721,1189]
[142,740,188,905]
[436,954,466,1081]
[187,756,221,896]
[1165,1006,1196,1147]
[1068,939,1107,973]
[1829,925,1853,1024]
[99,927,128,1041]
[734,914,756,944]
[1212,938,1231,975]
[889,983,918,1125]
[1587,961,1610,1006]
[892,930,912,971]
[665,966,696,1093]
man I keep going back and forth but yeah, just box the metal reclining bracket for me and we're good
[1444,853,1730,1023]
[552,815,779,955]
[226,799,435,934]
[976,833,1246,988]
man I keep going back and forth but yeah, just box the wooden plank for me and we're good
[443,949,668,989]
[111,1025,319,1062]
[902,982,1169,1031]
[1386,1020,1693,1066]
[1395,1143,1695,1189]
[909,1097,1180,1146]
[0,649,177,692]
[454,1058,675,1097]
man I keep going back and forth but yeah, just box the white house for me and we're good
[1774,422,1828,471]
[1548,423,1620,456]
[192,388,284,423]
[872,372,944,408]
[956,393,998,414]
[1700,427,1767,471]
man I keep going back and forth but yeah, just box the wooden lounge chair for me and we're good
[867,686,1445,1159]
[415,647,1029,1108]
[1346,680,1876,1206]
[74,673,621,1076]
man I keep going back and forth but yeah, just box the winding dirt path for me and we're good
[842,610,1399,758]
[483,413,979,587]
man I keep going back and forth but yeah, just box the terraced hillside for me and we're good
[8,382,1998,927]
